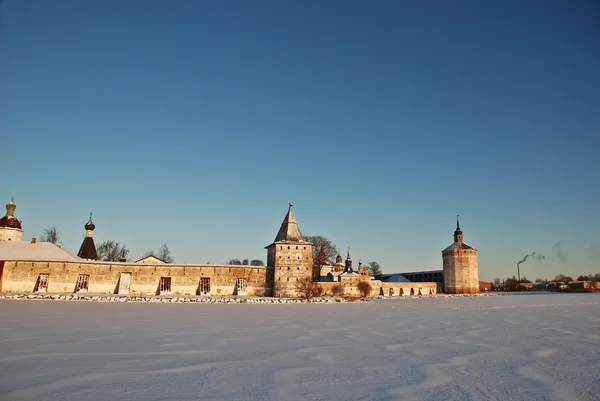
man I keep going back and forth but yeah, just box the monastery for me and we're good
[0,198,479,297]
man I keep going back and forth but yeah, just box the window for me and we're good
[75,274,89,293]
[199,277,210,295]
[35,274,49,292]
[236,278,247,295]
[159,277,172,294]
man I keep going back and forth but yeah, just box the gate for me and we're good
[118,272,131,294]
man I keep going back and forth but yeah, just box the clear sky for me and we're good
[1,0,599,281]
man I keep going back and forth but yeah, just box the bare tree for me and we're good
[357,281,372,297]
[304,236,337,281]
[97,240,129,262]
[40,227,60,244]
[504,276,519,291]
[157,243,174,263]
[250,259,264,266]
[331,284,344,296]
[294,277,320,300]
[368,261,382,276]
[554,274,573,283]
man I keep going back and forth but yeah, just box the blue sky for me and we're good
[1,0,599,281]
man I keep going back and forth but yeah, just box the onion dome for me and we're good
[0,198,23,229]
[85,213,95,231]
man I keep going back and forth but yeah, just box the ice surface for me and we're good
[0,293,599,401]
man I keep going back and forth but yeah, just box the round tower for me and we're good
[442,216,479,294]
[0,198,24,241]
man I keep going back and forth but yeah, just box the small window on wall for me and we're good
[75,274,89,293]
[35,274,49,293]
[159,277,172,295]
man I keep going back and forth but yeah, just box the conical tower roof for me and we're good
[273,204,305,243]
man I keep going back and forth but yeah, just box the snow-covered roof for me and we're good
[443,242,476,251]
[340,272,360,277]
[384,275,412,283]
[328,271,344,276]
[0,241,82,262]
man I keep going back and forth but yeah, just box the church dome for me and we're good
[0,198,22,229]
[85,213,95,231]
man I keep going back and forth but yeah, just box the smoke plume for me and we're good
[517,252,545,267]
[552,241,566,263]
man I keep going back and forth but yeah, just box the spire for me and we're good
[346,247,351,260]
[453,215,464,243]
[78,213,98,260]
[85,213,96,234]
[273,204,304,242]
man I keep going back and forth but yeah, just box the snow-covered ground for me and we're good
[1,293,599,401]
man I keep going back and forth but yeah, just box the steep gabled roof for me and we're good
[273,205,305,243]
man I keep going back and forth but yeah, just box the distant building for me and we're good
[135,255,167,264]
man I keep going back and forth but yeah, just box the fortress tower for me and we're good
[0,198,23,241]
[442,216,479,294]
[265,205,313,297]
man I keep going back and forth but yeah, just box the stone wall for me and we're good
[0,260,272,296]
[318,281,437,297]
[443,249,479,294]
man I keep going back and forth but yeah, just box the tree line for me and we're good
[493,273,600,291]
